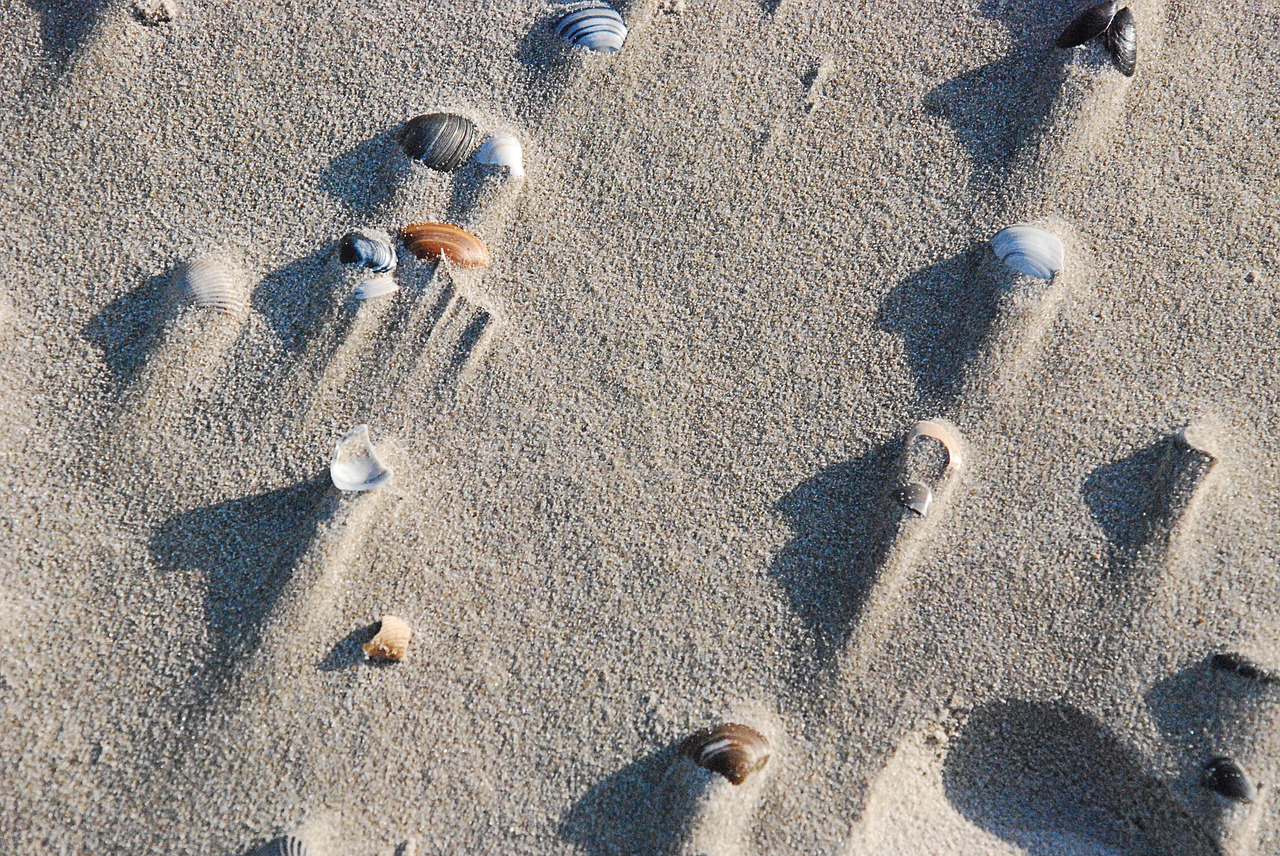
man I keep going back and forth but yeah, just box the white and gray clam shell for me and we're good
[175,258,246,316]
[990,224,1065,280]
[353,274,399,301]
[330,424,392,492]
[554,2,628,53]
[473,133,525,179]
[338,229,396,274]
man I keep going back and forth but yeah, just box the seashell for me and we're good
[990,224,1065,280]
[681,723,771,786]
[473,133,525,179]
[554,2,628,54]
[1202,756,1256,803]
[1210,652,1280,684]
[175,258,246,316]
[906,420,964,471]
[1103,7,1137,77]
[330,424,392,492]
[896,482,933,517]
[397,113,482,173]
[338,230,396,274]
[401,222,491,268]
[1055,0,1117,48]
[353,274,399,301]
[277,835,309,856]
[363,615,412,661]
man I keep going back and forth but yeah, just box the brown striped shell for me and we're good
[363,615,412,661]
[680,723,771,785]
[400,223,491,269]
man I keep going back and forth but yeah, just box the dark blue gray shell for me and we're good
[1103,7,1137,77]
[338,230,396,274]
[277,835,309,856]
[397,113,482,173]
[1201,757,1256,803]
[554,2,628,53]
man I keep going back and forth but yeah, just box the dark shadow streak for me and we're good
[877,248,1001,410]
[26,0,108,68]
[942,699,1218,855]
[82,269,173,390]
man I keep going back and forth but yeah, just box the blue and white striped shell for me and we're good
[277,836,309,856]
[473,133,525,179]
[330,424,392,492]
[338,230,396,274]
[554,2,627,53]
[990,224,1065,280]
[175,258,245,316]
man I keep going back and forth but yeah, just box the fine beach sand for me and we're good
[1,0,1278,852]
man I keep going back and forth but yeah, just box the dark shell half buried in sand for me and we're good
[1055,1,1117,48]
[681,723,771,785]
[338,229,396,274]
[397,113,482,172]
[1103,7,1137,77]
[1201,756,1256,803]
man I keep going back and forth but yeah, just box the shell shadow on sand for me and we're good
[82,269,174,391]
[923,0,1072,193]
[252,247,344,355]
[877,247,1003,409]
[942,699,1218,855]
[317,128,408,221]
[149,476,337,687]
[558,740,705,856]
[769,440,902,682]
[25,0,109,68]
[318,620,383,672]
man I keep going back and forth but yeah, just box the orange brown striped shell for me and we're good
[400,222,491,269]
[680,723,771,785]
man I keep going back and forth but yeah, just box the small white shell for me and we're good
[363,615,412,661]
[353,274,399,301]
[473,133,525,179]
[330,424,392,492]
[176,258,246,315]
[990,224,1065,280]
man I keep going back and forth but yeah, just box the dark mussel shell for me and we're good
[897,482,933,517]
[1210,652,1280,684]
[1201,756,1256,803]
[1055,0,1117,48]
[397,113,482,173]
[680,723,771,786]
[338,230,396,274]
[1103,6,1137,76]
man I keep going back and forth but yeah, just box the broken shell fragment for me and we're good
[338,229,396,274]
[896,482,933,517]
[473,133,525,179]
[681,723,771,785]
[175,258,246,316]
[1103,7,1137,77]
[906,420,964,471]
[132,0,180,25]
[1202,757,1256,803]
[401,222,491,268]
[330,424,392,492]
[990,224,1065,280]
[554,2,628,54]
[398,113,482,173]
[277,836,310,856]
[1055,0,1117,48]
[353,274,399,301]
[363,615,412,661]
[896,420,963,518]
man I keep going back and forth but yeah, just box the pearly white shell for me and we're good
[353,274,399,301]
[473,133,525,179]
[990,224,1065,280]
[330,424,392,492]
[176,258,246,316]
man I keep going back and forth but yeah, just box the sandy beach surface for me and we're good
[1,0,1278,852]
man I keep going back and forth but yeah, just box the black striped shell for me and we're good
[277,836,309,856]
[175,258,245,316]
[554,2,628,54]
[338,230,396,274]
[1201,757,1256,803]
[680,723,771,785]
[397,113,482,173]
[1103,7,1137,77]
[1055,1,1117,48]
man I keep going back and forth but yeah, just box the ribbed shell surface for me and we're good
[554,4,628,53]
[400,222,491,268]
[398,113,482,172]
[338,230,397,273]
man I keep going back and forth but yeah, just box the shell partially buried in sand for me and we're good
[338,229,397,274]
[1202,756,1257,803]
[363,615,412,662]
[175,258,246,316]
[473,133,525,179]
[398,112,482,173]
[553,2,628,54]
[277,835,310,856]
[681,723,771,785]
[990,224,1065,281]
[330,424,392,492]
[401,222,491,268]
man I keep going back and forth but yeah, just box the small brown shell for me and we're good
[680,723,771,785]
[362,615,412,662]
[400,223,491,269]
